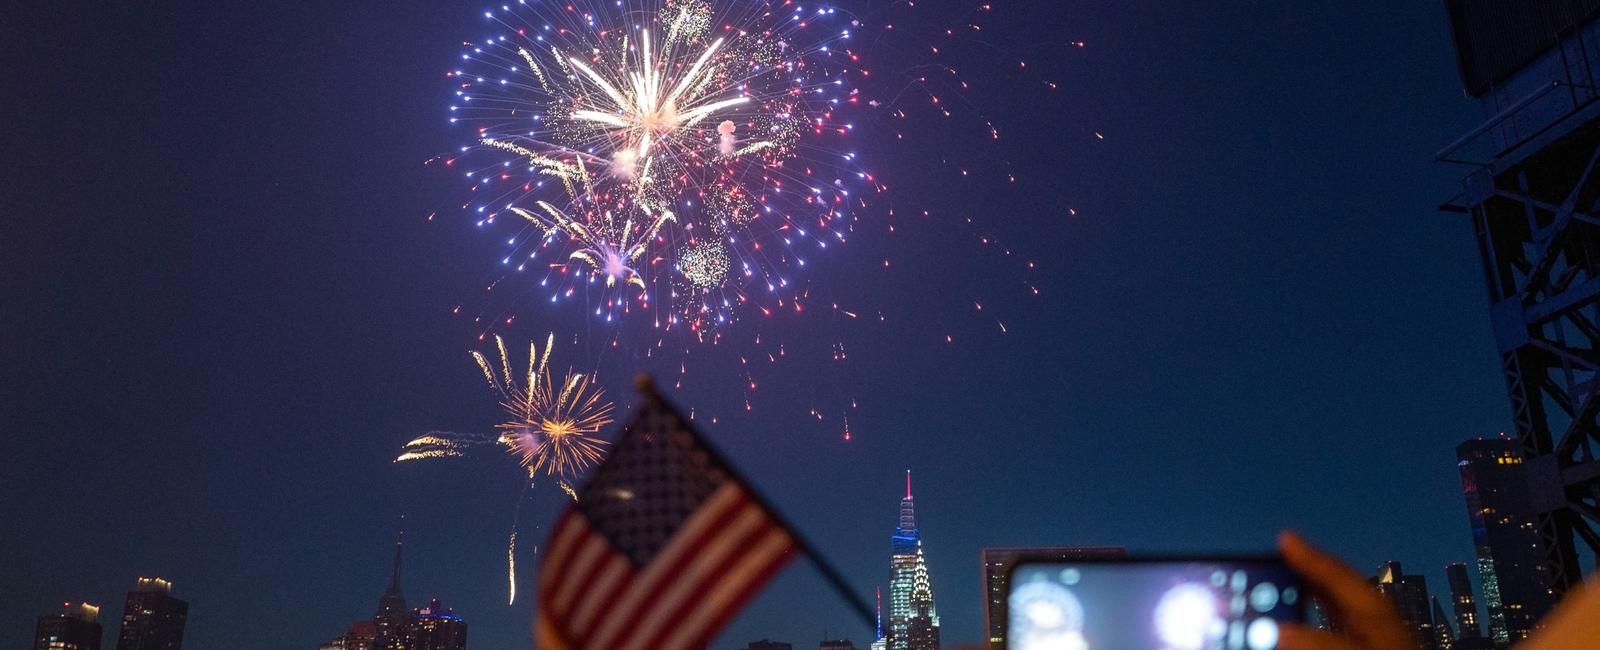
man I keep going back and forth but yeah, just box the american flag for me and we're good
[534,380,800,650]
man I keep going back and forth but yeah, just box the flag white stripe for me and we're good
[537,514,587,591]
[609,503,769,649]
[567,552,632,636]
[657,527,795,649]
[586,490,758,649]
[549,530,609,614]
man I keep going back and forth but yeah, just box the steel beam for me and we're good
[1465,121,1600,595]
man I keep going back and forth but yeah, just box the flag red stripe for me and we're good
[534,608,571,650]
[661,527,797,650]
[536,511,585,593]
[571,484,751,647]
[612,503,774,649]
[547,528,611,618]
[587,492,763,648]
[566,551,633,635]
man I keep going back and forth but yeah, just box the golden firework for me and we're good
[472,334,615,481]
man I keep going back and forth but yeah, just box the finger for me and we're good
[1519,577,1600,650]
[1277,623,1358,650]
[1278,531,1395,622]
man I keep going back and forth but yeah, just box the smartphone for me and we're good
[1006,556,1306,650]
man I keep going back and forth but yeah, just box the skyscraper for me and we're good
[374,530,409,650]
[1445,562,1481,641]
[886,471,938,650]
[115,578,186,650]
[1429,597,1455,650]
[405,598,466,650]
[979,546,1126,648]
[35,602,102,650]
[1373,561,1442,650]
[1457,437,1557,643]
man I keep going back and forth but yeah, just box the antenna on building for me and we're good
[905,468,911,499]
[388,515,406,594]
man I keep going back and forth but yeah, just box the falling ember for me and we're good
[507,532,517,605]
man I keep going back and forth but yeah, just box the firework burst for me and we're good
[472,333,615,481]
[448,0,872,328]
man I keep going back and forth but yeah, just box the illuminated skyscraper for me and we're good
[1373,561,1443,650]
[886,471,938,650]
[34,602,102,650]
[1456,438,1556,643]
[1430,597,1455,650]
[405,599,467,650]
[115,578,186,650]
[980,546,1126,647]
[374,530,409,650]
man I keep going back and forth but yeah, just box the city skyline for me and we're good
[7,0,1556,647]
[24,431,1541,649]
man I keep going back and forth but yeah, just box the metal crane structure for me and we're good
[1439,0,1600,596]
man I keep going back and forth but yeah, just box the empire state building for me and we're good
[885,471,939,650]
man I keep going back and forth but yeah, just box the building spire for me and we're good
[387,518,405,594]
[374,519,410,648]
[905,469,912,499]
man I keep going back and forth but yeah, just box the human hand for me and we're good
[1274,531,1419,650]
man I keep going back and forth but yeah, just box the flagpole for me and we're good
[635,375,878,632]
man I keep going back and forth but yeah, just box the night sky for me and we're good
[4,1,1508,648]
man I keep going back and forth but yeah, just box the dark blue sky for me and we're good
[4,1,1508,648]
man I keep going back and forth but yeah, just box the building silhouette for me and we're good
[885,471,938,650]
[1445,562,1482,641]
[34,602,102,650]
[114,578,186,650]
[323,530,471,650]
[405,599,466,650]
[374,530,409,650]
[818,639,859,650]
[741,641,792,650]
[979,546,1126,648]
[1373,562,1444,650]
[1457,437,1557,643]
[319,621,377,650]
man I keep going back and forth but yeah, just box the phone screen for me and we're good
[1007,558,1304,650]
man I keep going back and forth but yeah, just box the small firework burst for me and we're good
[472,333,615,481]
[704,181,760,230]
[679,240,731,289]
